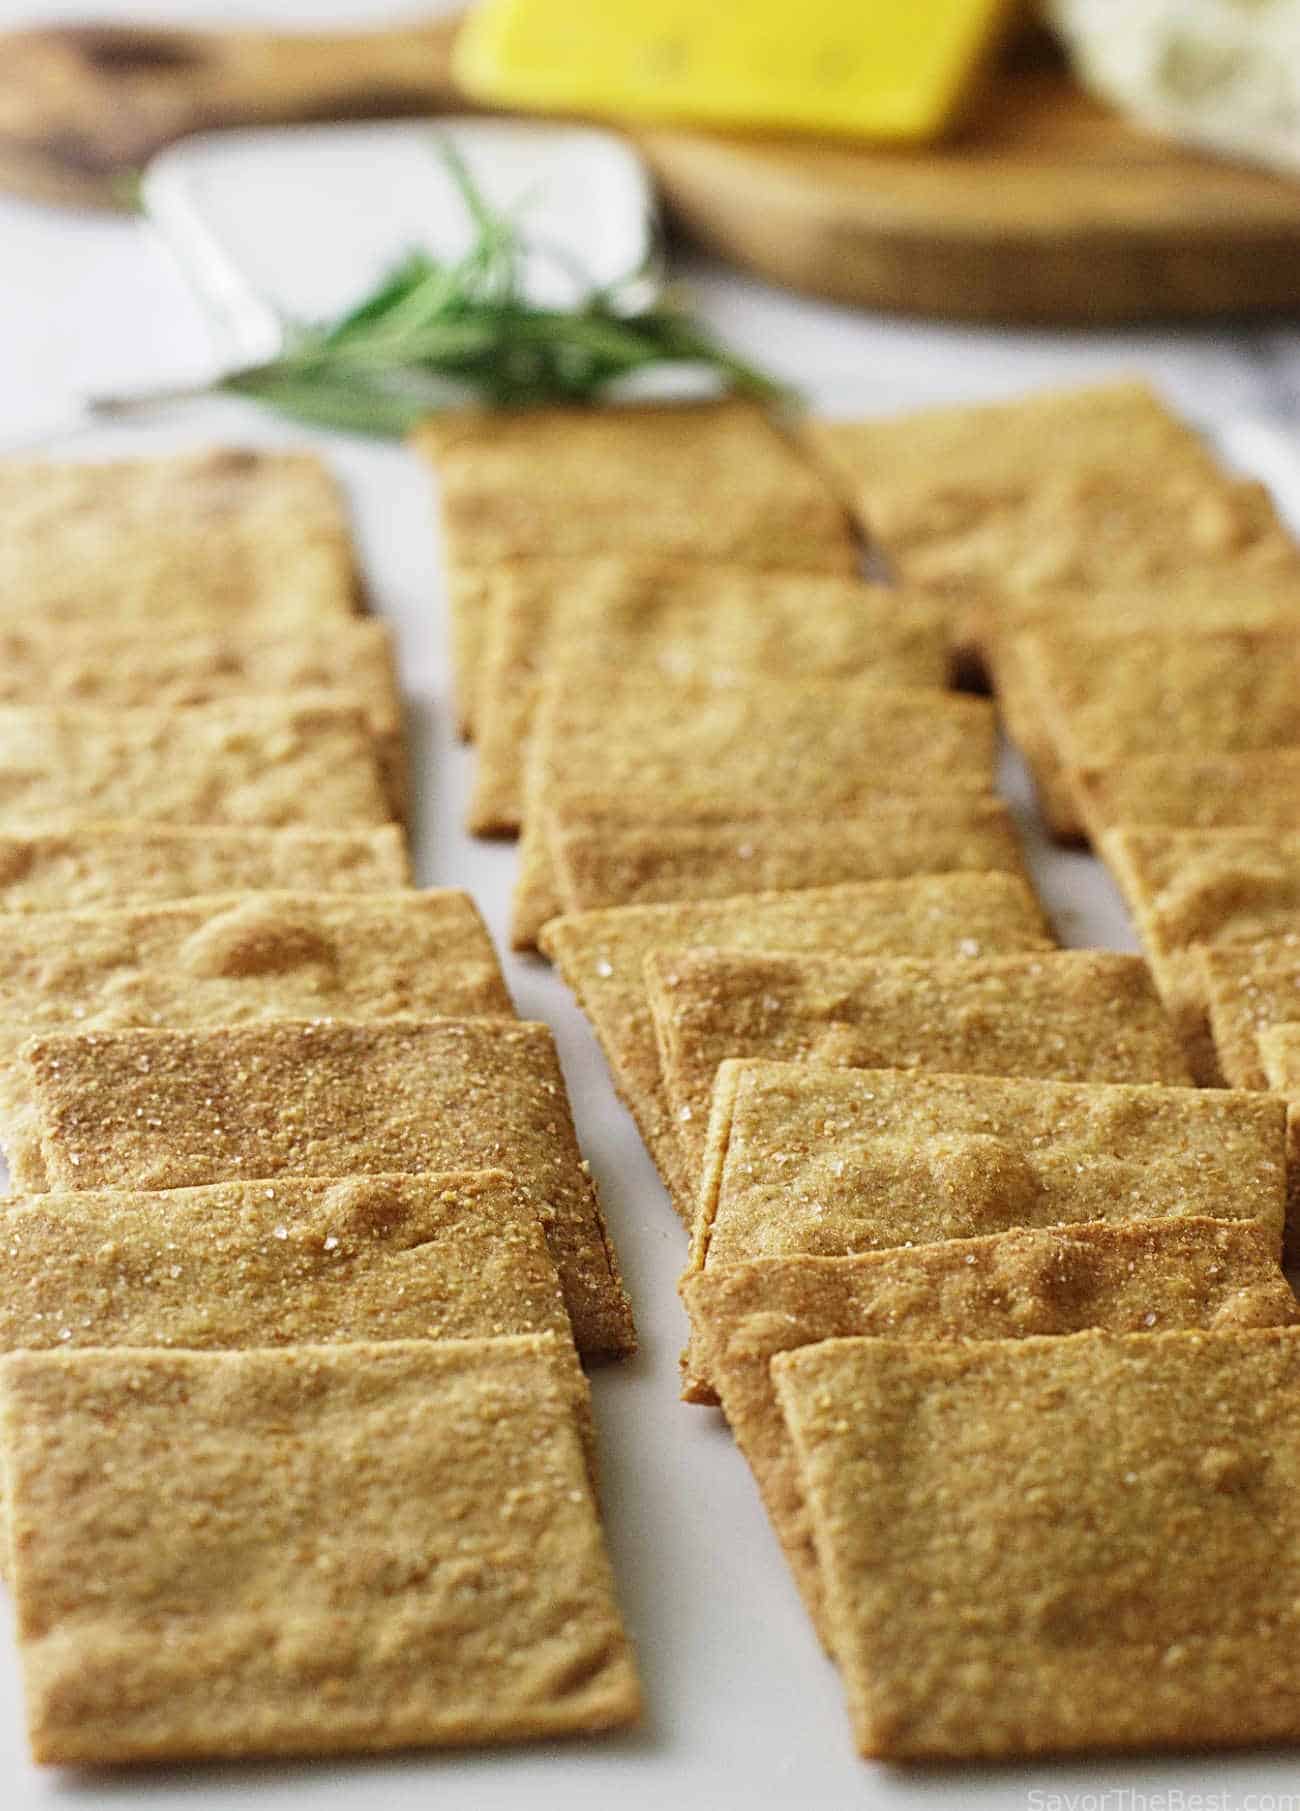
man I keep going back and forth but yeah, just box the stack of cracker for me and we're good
[818,376,1300,1148]
[676,1051,1300,1759]
[0,446,639,1767]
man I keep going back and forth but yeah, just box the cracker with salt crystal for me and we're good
[1012,624,1300,840]
[421,397,860,736]
[0,888,513,1206]
[540,873,1054,1213]
[15,1018,633,1358]
[1203,935,1300,1090]
[0,1171,570,1355]
[1073,749,1300,845]
[686,1220,1295,1635]
[469,557,948,834]
[987,595,1300,832]
[648,948,1191,1184]
[0,619,405,819]
[0,448,361,631]
[0,702,393,830]
[514,674,998,948]
[773,1327,1300,1759]
[692,1060,1286,1279]
[0,823,410,913]
[805,384,1291,645]
[1102,826,1300,1084]
[549,797,1026,915]
[3,1335,640,1764]
[0,888,509,1037]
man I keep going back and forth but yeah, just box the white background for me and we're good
[6,4,1300,1807]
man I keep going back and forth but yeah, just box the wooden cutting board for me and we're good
[4,15,1300,322]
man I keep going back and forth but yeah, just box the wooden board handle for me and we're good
[0,17,467,206]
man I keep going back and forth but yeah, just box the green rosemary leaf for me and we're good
[221,369,435,438]
[214,140,787,437]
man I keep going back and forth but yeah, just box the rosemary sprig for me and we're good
[219,144,786,437]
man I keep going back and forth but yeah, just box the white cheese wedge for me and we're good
[1050,0,1300,176]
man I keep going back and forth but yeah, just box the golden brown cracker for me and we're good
[773,1327,1300,1759]
[414,399,859,573]
[1073,749,1300,844]
[0,447,361,630]
[442,552,496,740]
[0,618,405,819]
[1013,625,1300,840]
[0,888,510,1035]
[805,383,1290,620]
[540,873,1055,1212]
[649,948,1192,1181]
[0,1171,570,1354]
[549,797,1026,914]
[0,701,394,830]
[982,565,1300,654]
[514,674,998,948]
[3,1335,640,1763]
[687,1221,1296,1633]
[692,1061,1286,1277]
[469,557,948,835]
[0,822,410,912]
[805,381,1219,543]
[1205,936,1300,1090]
[1101,826,1300,1084]
[15,1017,633,1358]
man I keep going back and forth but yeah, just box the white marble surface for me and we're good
[5,5,1300,1809]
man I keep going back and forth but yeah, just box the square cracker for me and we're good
[805,381,1290,611]
[0,448,361,630]
[469,557,948,835]
[682,1059,1285,1403]
[686,1221,1296,1635]
[540,873,1055,1213]
[1101,826,1300,1084]
[984,583,1300,833]
[513,674,998,948]
[691,1061,1287,1279]
[1073,749,1300,845]
[648,948,1192,1181]
[0,701,393,830]
[422,392,862,730]
[14,1018,633,1358]
[549,797,1027,915]
[1204,936,1300,1090]
[0,888,511,1180]
[0,888,510,1037]
[413,399,859,574]
[0,823,410,912]
[804,381,1219,548]
[772,1327,1300,1759]
[0,1171,571,1354]
[1009,625,1300,840]
[3,1335,640,1764]
[0,619,405,821]
[979,564,1300,647]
